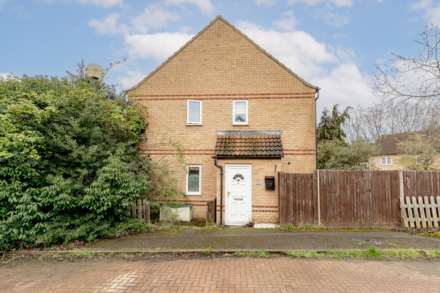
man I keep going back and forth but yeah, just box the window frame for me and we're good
[232,100,249,125]
[187,100,202,125]
[382,156,393,166]
[186,165,202,196]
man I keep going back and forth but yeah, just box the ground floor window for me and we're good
[186,165,201,195]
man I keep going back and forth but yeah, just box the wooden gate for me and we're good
[400,171,440,229]
[129,199,150,224]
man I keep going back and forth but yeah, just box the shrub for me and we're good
[0,76,149,250]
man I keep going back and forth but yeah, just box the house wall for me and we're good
[128,18,317,224]
[370,155,440,170]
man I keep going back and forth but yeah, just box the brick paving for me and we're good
[1,257,440,292]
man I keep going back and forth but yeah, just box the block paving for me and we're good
[1,257,440,292]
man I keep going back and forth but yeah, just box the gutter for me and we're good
[213,157,223,226]
[314,88,321,169]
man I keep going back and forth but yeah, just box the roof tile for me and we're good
[215,130,283,159]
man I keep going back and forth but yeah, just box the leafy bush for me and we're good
[0,76,149,250]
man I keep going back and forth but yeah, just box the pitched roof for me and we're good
[215,130,283,159]
[126,15,318,93]
[376,133,413,155]
[376,129,440,155]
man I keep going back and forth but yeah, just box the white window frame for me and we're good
[186,165,202,196]
[382,156,393,166]
[187,100,202,125]
[232,100,248,125]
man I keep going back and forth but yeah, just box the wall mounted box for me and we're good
[265,176,275,191]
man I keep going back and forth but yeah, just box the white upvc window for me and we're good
[382,156,393,166]
[186,165,202,196]
[232,100,248,125]
[187,100,202,125]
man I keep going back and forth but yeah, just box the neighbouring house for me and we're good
[370,130,440,170]
[127,16,318,226]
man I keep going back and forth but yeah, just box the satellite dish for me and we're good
[85,64,104,80]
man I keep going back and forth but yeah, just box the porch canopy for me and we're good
[215,130,283,159]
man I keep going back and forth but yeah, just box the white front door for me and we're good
[225,165,252,226]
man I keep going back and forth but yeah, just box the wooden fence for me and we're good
[279,170,440,228]
[400,171,440,229]
[129,199,150,224]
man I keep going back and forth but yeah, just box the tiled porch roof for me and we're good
[215,130,283,159]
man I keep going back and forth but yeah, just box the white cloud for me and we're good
[273,11,297,31]
[318,10,350,27]
[0,73,18,81]
[89,13,127,35]
[288,0,352,7]
[130,5,180,33]
[165,0,214,14]
[78,0,122,7]
[239,21,336,78]
[89,4,180,35]
[413,0,440,27]
[316,64,375,108]
[124,32,193,60]
[118,69,146,89]
[255,0,276,6]
[238,21,375,110]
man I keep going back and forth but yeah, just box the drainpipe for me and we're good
[213,157,223,226]
[314,88,321,170]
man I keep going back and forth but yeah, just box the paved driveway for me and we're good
[1,257,440,292]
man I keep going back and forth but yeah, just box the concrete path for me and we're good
[2,258,440,292]
[90,229,440,251]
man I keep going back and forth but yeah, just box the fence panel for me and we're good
[279,172,315,225]
[279,170,401,227]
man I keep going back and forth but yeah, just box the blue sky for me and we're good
[0,0,438,110]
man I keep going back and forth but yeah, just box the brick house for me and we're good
[127,16,319,225]
[370,130,440,170]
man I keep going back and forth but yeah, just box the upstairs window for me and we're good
[382,156,393,166]
[187,100,202,125]
[233,100,248,125]
[186,165,201,196]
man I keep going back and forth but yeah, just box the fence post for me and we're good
[317,169,321,226]
[144,200,151,224]
[399,171,408,228]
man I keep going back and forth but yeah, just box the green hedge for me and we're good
[0,77,149,250]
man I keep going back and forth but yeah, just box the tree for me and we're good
[317,140,373,170]
[317,105,351,144]
[398,133,440,170]
[345,99,440,143]
[0,76,149,250]
[316,105,372,169]
[376,26,440,101]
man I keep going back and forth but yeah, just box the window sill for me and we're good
[186,123,203,126]
[232,123,249,126]
[185,193,202,196]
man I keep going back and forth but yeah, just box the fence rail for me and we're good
[279,170,440,229]
[129,199,150,224]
